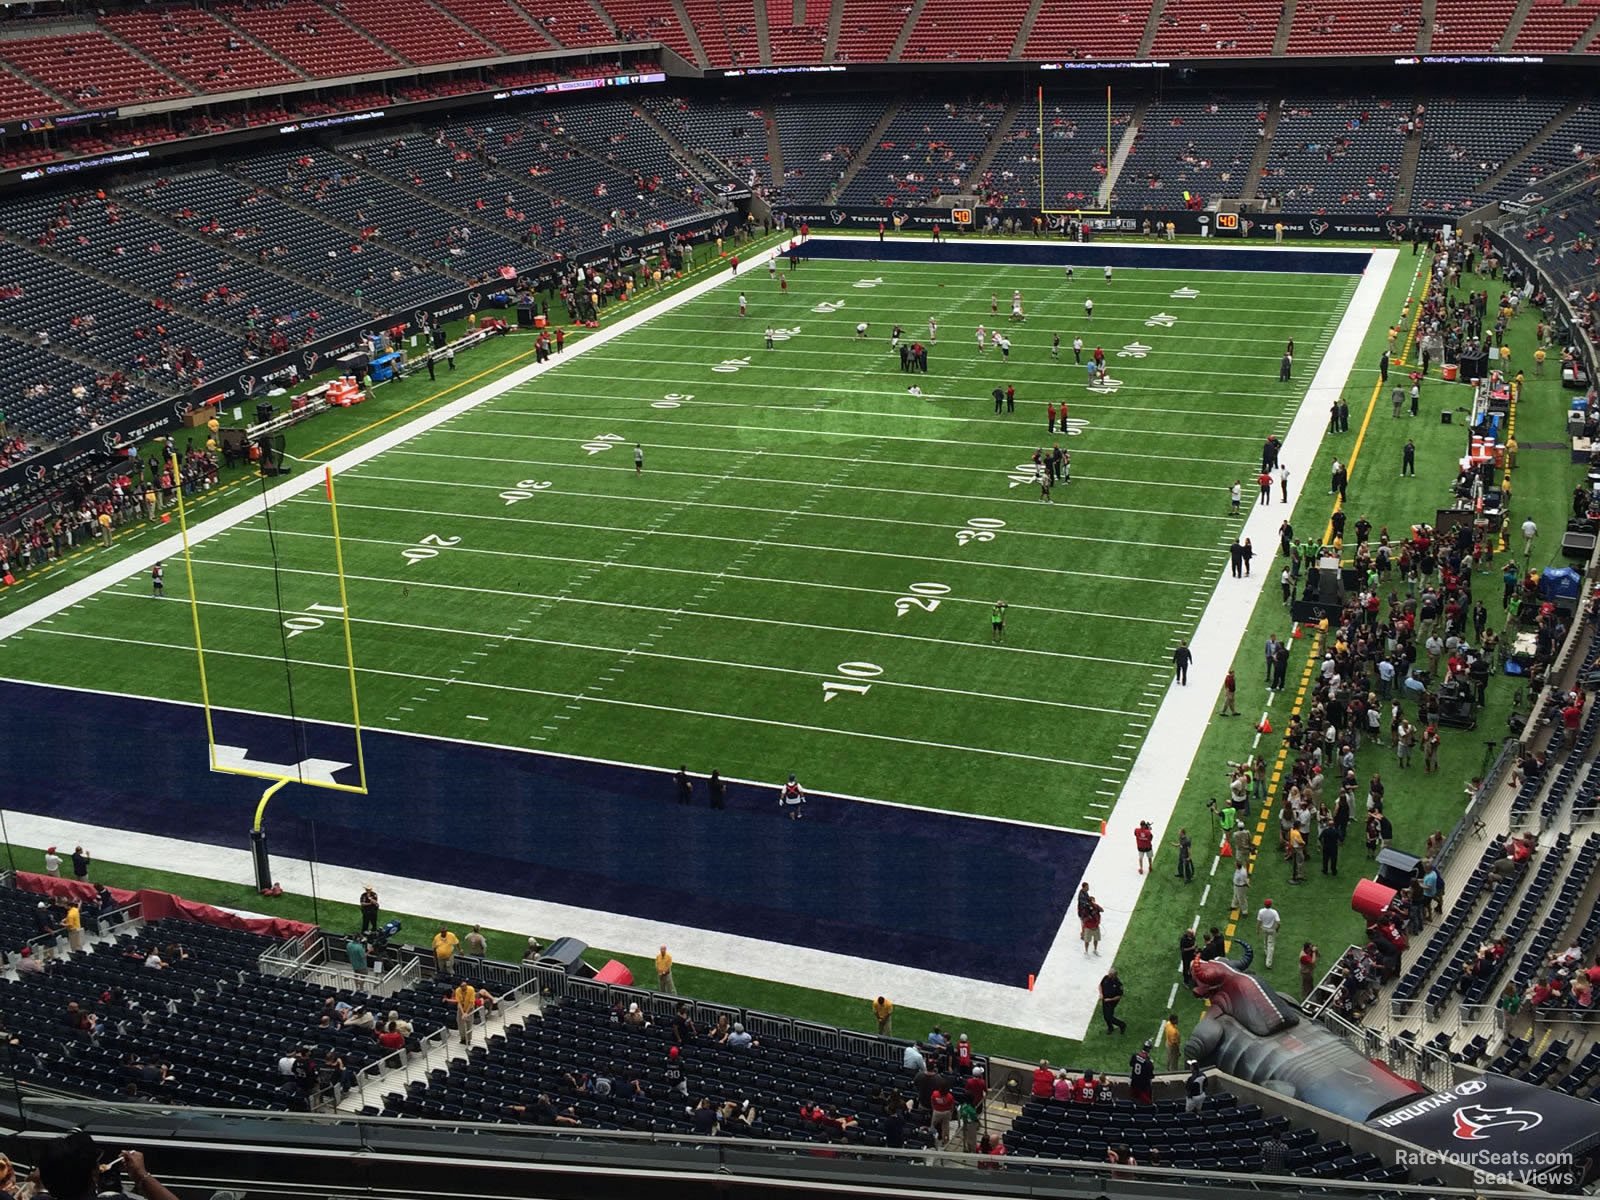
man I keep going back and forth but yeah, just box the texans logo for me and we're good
[101,431,120,452]
[1047,215,1066,231]
[1307,218,1329,236]
[172,400,193,418]
[50,498,64,514]
[239,375,257,396]
[1451,1104,1543,1141]
[893,211,909,228]
[1386,219,1408,237]
[468,291,482,310]
[28,464,47,483]
[414,309,430,329]
[302,350,320,370]
[1518,191,1545,205]
[712,219,729,236]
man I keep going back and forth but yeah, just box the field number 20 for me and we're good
[895,582,949,617]
[402,533,460,566]
[823,661,883,702]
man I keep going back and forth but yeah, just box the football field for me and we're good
[4,249,1359,832]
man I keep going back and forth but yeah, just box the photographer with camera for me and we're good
[28,1131,179,1200]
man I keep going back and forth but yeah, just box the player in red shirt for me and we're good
[1073,1071,1100,1103]
[1134,821,1154,874]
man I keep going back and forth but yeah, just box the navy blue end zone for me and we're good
[2,680,1093,985]
[797,236,1373,275]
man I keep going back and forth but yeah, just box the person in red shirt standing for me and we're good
[555,327,565,353]
[1257,470,1273,506]
[964,1066,987,1110]
[929,1086,955,1146]
[1134,821,1154,874]
[1220,667,1238,716]
[799,222,809,243]
[1047,401,1057,433]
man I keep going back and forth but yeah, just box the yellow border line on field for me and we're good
[1223,255,1433,950]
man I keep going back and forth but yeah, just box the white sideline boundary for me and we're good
[1023,247,1401,1039]
[0,239,1397,1037]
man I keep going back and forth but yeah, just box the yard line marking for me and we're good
[1088,802,1111,810]
[481,411,1265,476]
[388,445,1225,497]
[1200,883,1211,906]
[465,715,489,722]
[1096,789,1118,797]
[325,477,1220,555]
[1210,856,1221,876]
[242,521,1208,594]
[30,627,1131,773]
[440,425,1253,472]
[1166,983,1179,1008]
[136,569,1171,677]
[490,402,1264,444]
[511,373,1298,418]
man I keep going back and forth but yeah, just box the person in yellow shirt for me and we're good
[1535,346,1547,376]
[97,511,113,548]
[656,945,676,994]
[452,980,477,1045]
[432,927,459,977]
[207,414,220,441]
[1288,825,1307,883]
[1162,1012,1182,1072]
[63,902,83,953]
[873,995,894,1035]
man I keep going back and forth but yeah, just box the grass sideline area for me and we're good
[1,238,1581,1076]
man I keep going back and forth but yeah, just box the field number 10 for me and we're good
[823,661,883,702]
[282,602,345,638]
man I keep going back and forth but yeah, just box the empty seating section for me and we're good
[99,9,301,92]
[602,0,698,59]
[838,98,1007,205]
[1260,97,1404,213]
[1429,0,1517,50]
[393,995,956,1139]
[0,66,62,124]
[1124,97,1261,208]
[514,0,617,47]
[977,101,1130,210]
[1008,1094,1402,1181]
[646,96,774,194]
[150,173,460,314]
[0,32,188,107]
[216,1,400,77]
[766,0,829,63]
[0,232,241,402]
[543,99,716,210]
[434,0,557,54]
[1149,0,1282,57]
[1023,0,1153,61]
[1487,105,1600,203]
[899,0,1027,60]
[0,915,442,1109]
[340,131,594,259]
[1412,96,1563,214]
[773,95,884,201]
[1497,834,1600,1008]
[679,0,759,65]
[1388,845,1503,1009]
[503,111,708,228]
[833,0,908,61]
[335,0,498,63]
[1512,0,1600,52]
[235,147,544,280]
[1286,0,1420,55]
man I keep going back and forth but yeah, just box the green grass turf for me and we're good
[3,256,1357,831]
[8,243,1575,1075]
[1099,254,1588,1048]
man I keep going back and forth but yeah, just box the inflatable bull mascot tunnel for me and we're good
[1186,935,1600,1190]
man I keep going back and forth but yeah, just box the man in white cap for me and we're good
[1256,897,1281,968]
[43,847,61,877]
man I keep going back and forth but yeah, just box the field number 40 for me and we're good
[823,661,883,702]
